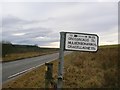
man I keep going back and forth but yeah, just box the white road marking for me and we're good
[8,64,44,79]
[7,59,55,79]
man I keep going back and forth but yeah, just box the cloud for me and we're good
[2,15,58,46]
[50,3,117,32]
[2,16,24,27]
[2,2,118,47]
[2,15,38,28]
[12,33,26,36]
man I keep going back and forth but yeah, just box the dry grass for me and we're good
[63,47,118,88]
[2,51,57,62]
[3,45,118,88]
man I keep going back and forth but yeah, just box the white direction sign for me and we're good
[65,32,99,52]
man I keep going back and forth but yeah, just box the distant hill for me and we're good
[2,43,58,57]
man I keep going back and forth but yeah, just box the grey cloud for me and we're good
[3,16,26,27]
[2,15,39,28]
[2,2,118,46]
[2,17,59,46]
[9,35,58,46]
[49,2,117,33]
[19,27,55,38]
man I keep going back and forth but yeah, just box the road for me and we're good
[2,51,71,83]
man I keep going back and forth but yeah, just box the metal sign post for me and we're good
[57,32,65,89]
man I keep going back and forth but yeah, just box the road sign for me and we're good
[65,32,99,52]
[57,32,99,89]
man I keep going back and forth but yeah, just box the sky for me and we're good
[1,0,119,48]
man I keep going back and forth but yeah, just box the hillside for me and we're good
[3,44,119,88]
[2,43,59,62]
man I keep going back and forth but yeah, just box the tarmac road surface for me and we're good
[2,51,71,83]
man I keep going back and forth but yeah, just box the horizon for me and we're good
[1,40,119,48]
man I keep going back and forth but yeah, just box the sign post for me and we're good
[57,32,99,89]
[57,32,65,89]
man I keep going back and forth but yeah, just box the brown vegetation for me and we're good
[2,43,58,62]
[63,46,118,88]
[3,51,57,62]
[3,45,118,88]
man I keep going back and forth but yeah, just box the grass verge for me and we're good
[2,51,58,62]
